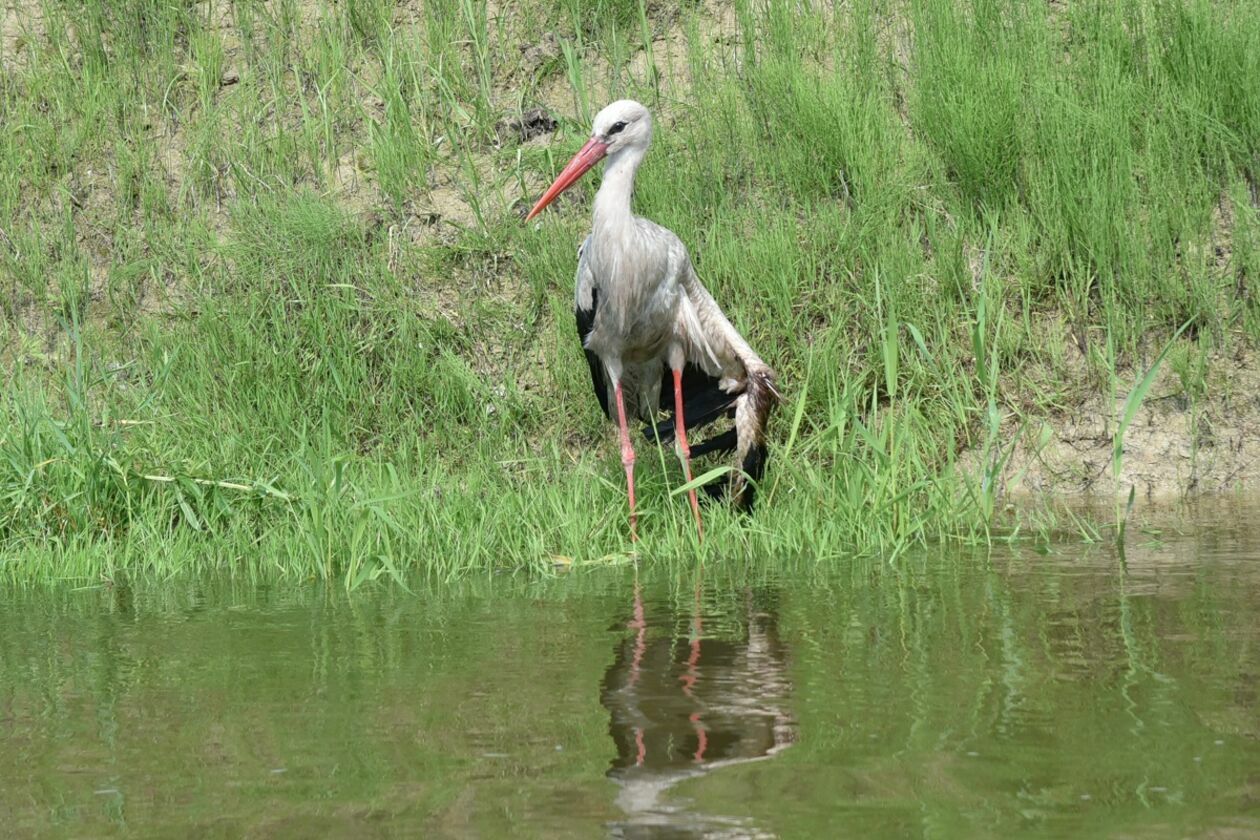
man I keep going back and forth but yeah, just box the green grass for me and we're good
[3,0,1259,584]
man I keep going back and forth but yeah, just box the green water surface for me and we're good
[3,522,1259,838]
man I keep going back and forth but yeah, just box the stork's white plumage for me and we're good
[526,100,777,541]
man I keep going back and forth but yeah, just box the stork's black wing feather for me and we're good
[688,427,738,458]
[641,365,762,509]
[575,287,610,419]
[641,363,736,444]
[694,438,767,511]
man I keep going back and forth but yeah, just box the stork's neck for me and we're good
[592,145,645,234]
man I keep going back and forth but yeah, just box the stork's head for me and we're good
[591,99,652,156]
[525,100,652,221]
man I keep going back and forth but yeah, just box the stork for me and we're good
[525,100,777,541]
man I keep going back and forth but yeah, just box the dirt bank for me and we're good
[962,349,1260,501]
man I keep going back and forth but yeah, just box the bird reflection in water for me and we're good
[600,577,796,838]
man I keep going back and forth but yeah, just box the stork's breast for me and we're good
[586,265,678,357]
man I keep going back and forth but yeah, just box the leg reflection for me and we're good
[599,580,797,836]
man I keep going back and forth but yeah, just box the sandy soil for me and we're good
[961,348,1260,501]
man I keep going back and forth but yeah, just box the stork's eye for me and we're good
[608,121,628,136]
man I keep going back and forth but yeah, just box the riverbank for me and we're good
[3,0,1258,583]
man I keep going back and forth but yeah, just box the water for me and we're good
[3,521,1259,837]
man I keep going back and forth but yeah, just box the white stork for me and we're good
[526,100,777,541]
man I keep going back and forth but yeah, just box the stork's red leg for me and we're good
[613,380,638,542]
[673,368,704,540]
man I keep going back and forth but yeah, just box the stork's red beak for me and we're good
[524,138,609,221]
